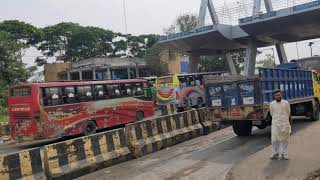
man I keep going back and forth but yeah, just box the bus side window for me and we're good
[43,87,63,106]
[95,85,107,100]
[112,84,121,98]
[179,76,188,88]
[195,75,201,86]
[106,84,114,98]
[63,86,77,104]
[121,83,132,97]
[189,76,196,86]
[134,83,144,96]
[77,85,93,102]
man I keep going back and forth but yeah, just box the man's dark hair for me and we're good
[273,89,281,95]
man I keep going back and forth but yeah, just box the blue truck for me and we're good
[204,67,320,136]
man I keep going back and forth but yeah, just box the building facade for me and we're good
[65,57,148,81]
[44,63,72,82]
[159,50,190,74]
[45,57,148,82]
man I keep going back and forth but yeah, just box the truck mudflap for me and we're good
[206,105,269,121]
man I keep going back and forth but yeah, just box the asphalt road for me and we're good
[75,118,312,180]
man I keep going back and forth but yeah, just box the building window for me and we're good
[111,69,128,80]
[82,70,93,80]
[70,72,80,80]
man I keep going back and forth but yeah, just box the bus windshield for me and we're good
[157,76,173,85]
[10,86,31,97]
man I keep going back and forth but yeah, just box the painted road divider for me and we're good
[43,128,131,180]
[0,147,46,180]
[125,109,203,158]
[159,103,176,116]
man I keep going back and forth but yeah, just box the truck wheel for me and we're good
[311,103,320,121]
[136,111,144,121]
[233,121,252,136]
[256,120,268,129]
[83,121,97,136]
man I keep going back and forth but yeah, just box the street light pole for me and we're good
[296,42,300,60]
[308,42,314,57]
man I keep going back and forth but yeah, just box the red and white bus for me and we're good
[8,79,155,141]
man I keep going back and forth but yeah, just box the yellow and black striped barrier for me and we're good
[159,103,177,116]
[125,109,203,158]
[43,128,131,180]
[0,148,46,180]
[197,107,220,135]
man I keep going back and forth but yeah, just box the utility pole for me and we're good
[122,0,128,34]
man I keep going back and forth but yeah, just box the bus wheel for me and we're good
[136,111,144,121]
[233,121,252,136]
[84,121,97,136]
[311,102,320,121]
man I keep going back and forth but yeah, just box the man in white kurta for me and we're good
[269,90,291,160]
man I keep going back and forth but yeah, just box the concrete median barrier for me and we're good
[0,122,10,137]
[197,107,220,135]
[0,147,46,180]
[43,128,131,180]
[159,103,176,116]
[125,109,203,158]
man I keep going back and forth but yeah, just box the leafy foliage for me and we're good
[0,21,40,113]
[176,14,197,32]
[37,22,159,63]
[0,20,43,47]
[163,13,197,35]
[0,32,35,84]
[199,51,246,73]
[257,54,276,68]
[143,44,167,76]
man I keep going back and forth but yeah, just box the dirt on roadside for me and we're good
[305,169,320,180]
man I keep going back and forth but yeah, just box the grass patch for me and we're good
[0,115,8,123]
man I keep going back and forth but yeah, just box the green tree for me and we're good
[163,13,197,35]
[144,44,167,76]
[0,20,42,114]
[0,32,34,84]
[0,20,43,47]
[0,31,37,113]
[176,14,197,32]
[37,22,158,63]
[199,51,246,73]
[126,34,159,58]
[37,22,84,64]
[257,54,276,68]
[66,26,114,60]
